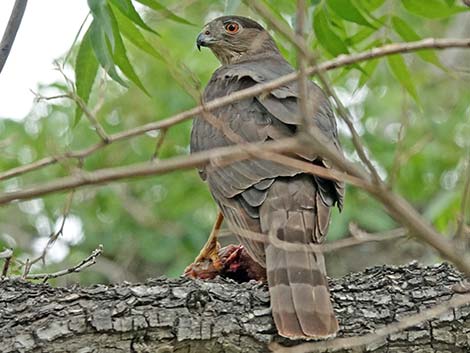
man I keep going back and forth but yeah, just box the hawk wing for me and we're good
[191,56,343,338]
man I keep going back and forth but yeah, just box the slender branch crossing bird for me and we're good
[190,16,344,339]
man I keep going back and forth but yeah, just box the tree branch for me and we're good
[0,0,28,74]
[0,138,304,205]
[0,263,468,353]
[220,222,407,254]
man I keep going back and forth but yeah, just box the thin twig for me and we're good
[151,128,168,160]
[0,137,372,205]
[70,92,110,143]
[54,60,75,92]
[25,245,103,282]
[33,89,110,143]
[1,38,469,182]
[21,191,75,278]
[254,150,371,191]
[295,0,313,132]
[62,12,91,68]
[0,0,28,74]
[272,293,470,353]
[220,223,407,254]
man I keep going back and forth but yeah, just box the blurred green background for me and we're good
[0,0,469,285]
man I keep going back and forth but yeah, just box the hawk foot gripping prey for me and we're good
[191,16,344,339]
[185,243,266,282]
[184,212,266,282]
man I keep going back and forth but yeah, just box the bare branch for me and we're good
[150,128,168,161]
[295,0,313,132]
[220,223,407,254]
[36,90,110,143]
[21,191,75,278]
[0,143,106,181]
[254,150,371,190]
[0,0,28,74]
[62,12,91,68]
[0,138,304,205]
[25,245,103,282]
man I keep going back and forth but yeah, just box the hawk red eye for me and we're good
[224,22,240,34]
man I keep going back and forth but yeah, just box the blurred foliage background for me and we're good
[0,0,469,285]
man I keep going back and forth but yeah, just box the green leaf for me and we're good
[113,7,162,60]
[391,17,446,70]
[387,54,420,104]
[346,26,375,46]
[358,58,379,88]
[134,0,194,25]
[74,26,99,125]
[402,0,467,19]
[108,0,158,34]
[356,38,383,87]
[89,19,128,87]
[356,0,385,11]
[313,5,350,57]
[352,0,385,25]
[326,0,375,28]
[87,0,115,50]
[391,17,422,41]
[346,15,386,46]
[108,5,149,95]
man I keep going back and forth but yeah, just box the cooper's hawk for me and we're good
[190,16,344,339]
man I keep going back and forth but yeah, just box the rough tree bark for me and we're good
[0,262,469,353]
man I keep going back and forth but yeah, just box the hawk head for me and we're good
[196,16,279,65]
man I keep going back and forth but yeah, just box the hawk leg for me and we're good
[183,211,224,279]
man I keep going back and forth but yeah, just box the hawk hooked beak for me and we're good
[196,31,214,51]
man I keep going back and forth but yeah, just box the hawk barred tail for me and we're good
[192,15,344,339]
[261,176,339,338]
